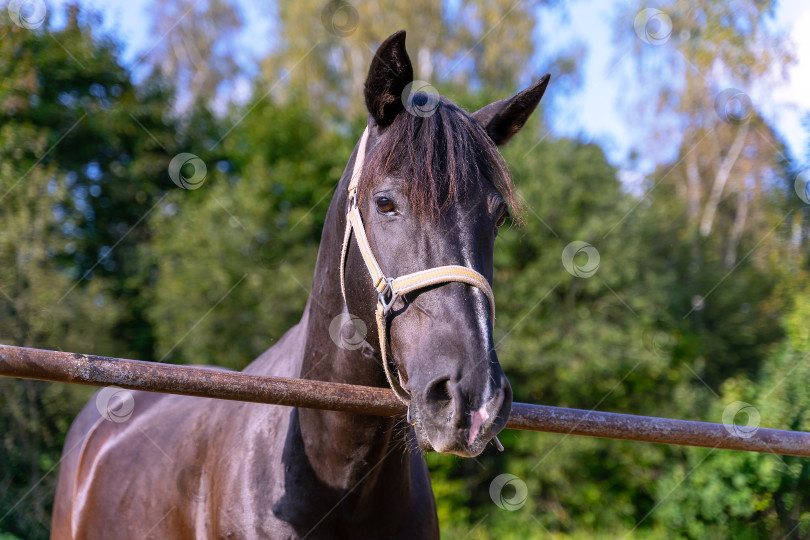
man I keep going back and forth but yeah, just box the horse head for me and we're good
[342,30,549,457]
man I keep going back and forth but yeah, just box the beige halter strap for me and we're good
[339,127,496,404]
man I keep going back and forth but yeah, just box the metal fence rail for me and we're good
[2,344,809,457]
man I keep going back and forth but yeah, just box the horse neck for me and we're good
[291,137,413,490]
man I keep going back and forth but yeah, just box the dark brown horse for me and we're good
[51,31,549,539]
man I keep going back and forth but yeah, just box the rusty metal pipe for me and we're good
[2,344,809,457]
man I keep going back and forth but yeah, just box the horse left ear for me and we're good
[472,74,550,146]
[364,30,414,128]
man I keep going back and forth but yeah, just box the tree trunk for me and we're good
[699,120,749,236]
[724,186,749,267]
[685,147,701,224]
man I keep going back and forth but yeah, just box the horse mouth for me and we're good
[409,406,502,458]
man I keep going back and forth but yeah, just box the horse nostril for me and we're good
[426,377,453,410]
[424,377,467,427]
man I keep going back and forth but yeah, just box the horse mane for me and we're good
[358,96,521,222]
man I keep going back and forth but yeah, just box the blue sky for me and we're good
[48,0,810,174]
[539,0,810,173]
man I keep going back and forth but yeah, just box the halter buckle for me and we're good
[378,277,398,315]
[346,189,358,212]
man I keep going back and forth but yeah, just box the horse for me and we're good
[51,30,549,539]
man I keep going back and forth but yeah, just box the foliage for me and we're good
[146,0,243,108]
[266,0,566,118]
[144,93,355,368]
[654,282,810,539]
[0,6,173,537]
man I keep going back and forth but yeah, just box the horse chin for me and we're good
[424,434,488,458]
[441,442,487,458]
[412,416,489,457]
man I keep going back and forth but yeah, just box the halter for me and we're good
[339,127,496,404]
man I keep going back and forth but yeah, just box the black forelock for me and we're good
[358,96,520,222]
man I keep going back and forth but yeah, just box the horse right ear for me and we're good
[364,30,414,128]
[472,74,550,146]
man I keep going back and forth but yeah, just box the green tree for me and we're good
[1,4,177,361]
[619,0,795,260]
[145,91,355,368]
[265,0,563,119]
[145,0,242,109]
[654,278,810,539]
[0,5,175,537]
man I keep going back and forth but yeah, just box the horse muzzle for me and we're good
[410,374,512,457]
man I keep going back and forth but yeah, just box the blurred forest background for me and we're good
[1,0,810,538]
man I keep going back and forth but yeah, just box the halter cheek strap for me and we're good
[339,127,496,404]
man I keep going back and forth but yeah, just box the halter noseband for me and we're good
[339,127,496,404]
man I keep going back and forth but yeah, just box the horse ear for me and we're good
[471,74,550,146]
[364,30,414,128]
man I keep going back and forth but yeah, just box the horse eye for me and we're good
[495,212,509,229]
[375,197,396,215]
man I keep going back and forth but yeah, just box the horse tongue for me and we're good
[468,406,490,446]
